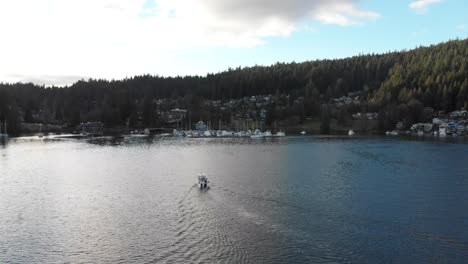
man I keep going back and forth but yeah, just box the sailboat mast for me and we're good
[189,111,191,130]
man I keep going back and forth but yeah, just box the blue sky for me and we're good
[184,0,467,72]
[0,0,466,85]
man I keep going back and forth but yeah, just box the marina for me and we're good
[170,126,286,139]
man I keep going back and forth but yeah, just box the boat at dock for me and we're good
[274,131,286,137]
[234,131,246,137]
[250,129,264,139]
[348,130,355,136]
[250,134,264,139]
[217,130,233,137]
[439,128,447,137]
[204,130,212,137]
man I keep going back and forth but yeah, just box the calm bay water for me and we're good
[0,136,467,263]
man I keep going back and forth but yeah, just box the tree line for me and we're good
[0,38,466,134]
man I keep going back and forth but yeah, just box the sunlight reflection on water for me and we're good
[0,136,467,263]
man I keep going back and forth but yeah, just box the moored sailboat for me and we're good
[0,120,8,138]
[38,123,44,138]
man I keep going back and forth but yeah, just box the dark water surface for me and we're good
[1,136,467,263]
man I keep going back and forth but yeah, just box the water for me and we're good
[1,136,467,263]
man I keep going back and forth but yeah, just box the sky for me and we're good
[0,0,466,86]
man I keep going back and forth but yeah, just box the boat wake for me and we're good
[155,185,248,263]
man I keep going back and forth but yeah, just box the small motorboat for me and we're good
[348,130,355,136]
[198,174,208,189]
[301,131,307,135]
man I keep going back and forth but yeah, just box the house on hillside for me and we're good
[81,122,104,136]
[195,121,207,132]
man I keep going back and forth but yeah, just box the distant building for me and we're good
[170,108,187,119]
[396,122,404,130]
[352,112,378,120]
[348,91,361,97]
[260,109,267,120]
[423,107,434,120]
[81,122,104,135]
[195,121,207,131]
[437,110,447,117]
[410,123,433,132]
[447,122,458,133]
[450,110,468,119]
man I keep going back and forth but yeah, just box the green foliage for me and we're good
[320,105,331,134]
[0,39,466,132]
[371,39,468,112]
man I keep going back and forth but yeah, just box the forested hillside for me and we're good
[0,38,467,134]
[373,40,468,108]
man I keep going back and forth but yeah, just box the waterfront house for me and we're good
[80,122,104,136]
[195,121,207,132]
[423,107,434,120]
[449,110,468,120]
[410,123,433,133]
[432,118,448,125]
[396,122,404,131]
[447,122,458,133]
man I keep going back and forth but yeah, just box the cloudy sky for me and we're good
[0,0,466,86]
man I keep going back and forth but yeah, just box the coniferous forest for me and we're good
[0,38,467,135]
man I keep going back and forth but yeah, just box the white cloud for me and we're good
[456,24,466,30]
[311,1,380,26]
[0,0,379,85]
[409,0,443,13]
